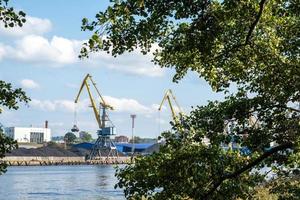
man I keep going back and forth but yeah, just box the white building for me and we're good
[5,123,51,143]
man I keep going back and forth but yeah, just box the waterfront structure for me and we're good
[114,135,129,143]
[5,121,51,143]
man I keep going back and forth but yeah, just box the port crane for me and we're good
[158,89,184,124]
[158,89,211,145]
[73,74,118,159]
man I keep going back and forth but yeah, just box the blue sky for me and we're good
[0,0,225,138]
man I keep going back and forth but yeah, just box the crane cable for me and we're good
[74,103,77,126]
[71,103,79,132]
[158,110,161,142]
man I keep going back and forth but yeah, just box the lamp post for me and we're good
[130,114,136,156]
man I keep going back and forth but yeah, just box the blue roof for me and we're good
[116,143,154,149]
[73,142,154,149]
[116,143,155,153]
[72,142,155,153]
[73,142,94,149]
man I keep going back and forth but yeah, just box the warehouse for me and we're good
[5,121,51,143]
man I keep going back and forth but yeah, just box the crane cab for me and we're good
[97,127,116,136]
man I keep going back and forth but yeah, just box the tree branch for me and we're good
[245,0,267,45]
[273,104,300,113]
[203,142,293,199]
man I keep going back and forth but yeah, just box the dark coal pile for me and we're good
[6,146,79,157]
[6,145,126,157]
[69,147,90,157]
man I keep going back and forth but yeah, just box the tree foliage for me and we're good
[252,174,300,200]
[0,129,17,175]
[83,0,300,199]
[0,81,30,112]
[64,132,77,144]
[0,81,29,174]
[129,136,157,143]
[79,131,93,142]
[0,0,28,175]
[0,0,26,28]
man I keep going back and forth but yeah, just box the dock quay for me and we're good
[1,156,131,166]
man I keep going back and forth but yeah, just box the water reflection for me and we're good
[0,165,125,200]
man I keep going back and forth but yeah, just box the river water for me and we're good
[0,165,125,200]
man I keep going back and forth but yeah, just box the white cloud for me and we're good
[20,79,40,89]
[151,103,166,111]
[152,102,184,114]
[0,16,81,65]
[30,99,56,111]
[0,16,52,37]
[29,99,89,112]
[89,49,164,77]
[0,35,164,77]
[7,35,82,65]
[103,96,154,114]
[0,14,164,77]
[29,96,158,115]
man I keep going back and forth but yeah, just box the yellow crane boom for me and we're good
[74,74,113,128]
[158,89,184,123]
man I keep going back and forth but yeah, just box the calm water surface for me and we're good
[0,165,125,200]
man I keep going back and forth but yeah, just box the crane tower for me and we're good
[73,74,118,159]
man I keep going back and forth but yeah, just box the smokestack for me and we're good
[45,120,48,129]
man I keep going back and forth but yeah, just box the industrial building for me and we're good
[5,121,51,143]
[116,143,154,154]
[114,135,129,143]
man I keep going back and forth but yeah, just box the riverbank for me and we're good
[1,156,131,166]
